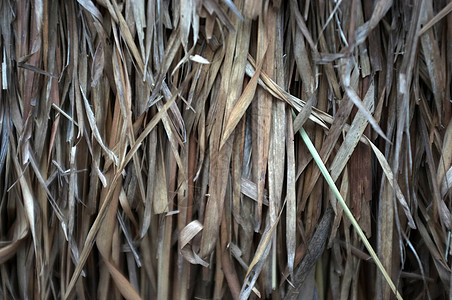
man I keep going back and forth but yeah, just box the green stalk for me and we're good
[298,124,403,300]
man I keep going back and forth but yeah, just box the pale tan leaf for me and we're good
[104,259,142,300]
[366,137,416,228]
[80,85,119,166]
[180,245,209,267]
[329,83,376,182]
[179,220,203,249]
[286,110,296,276]
[189,54,210,64]
[76,0,103,21]
[221,50,266,148]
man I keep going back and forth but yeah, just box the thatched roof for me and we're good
[1,0,451,299]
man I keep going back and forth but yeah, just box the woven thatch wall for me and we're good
[1,0,451,299]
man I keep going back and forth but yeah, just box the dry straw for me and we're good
[1,0,451,299]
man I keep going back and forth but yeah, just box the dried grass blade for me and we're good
[111,0,144,73]
[246,56,330,128]
[64,92,176,298]
[221,50,265,148]
[419,0,445,123]
[80,85,119,166]
[180,0,195,50]
[239,212,282,300]
[418,1,452,36]
[200,1,246,257]
[76,0,102,21]
[344,84,389,143]
[441,166,452,197]
[329,83,375,182]
[104,259,141,300]
[223,0,244,20]
[118,188,138,228]
[285,206,334,299]
[123,93,177,169]
[130,0,146,59]
[202,0,235,31]
[253,11,273,233]
[0,200,28,264]
[17,62,57,78]
[156,186,174,300]
[437,119,452,186]
[365,137,416,228]
[180,220,203,249]
[289,0,317,52]
[28,153,68,234]
[141,129,157,237]
[353,0,392,47]
[268,5,288,282]
[10,143,37,253]
[377,176,395,299]
[153,147,169,214]
[96,178,120,259]
[286,109,296,276]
